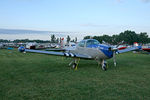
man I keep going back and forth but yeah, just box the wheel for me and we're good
[102,63,107,71]
[72,63,77,69]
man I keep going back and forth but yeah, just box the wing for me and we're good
[117,46,141,54]
[45,48,66,51]
[45,47,76,51]
[18,47,92,59]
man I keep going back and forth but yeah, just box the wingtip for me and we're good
[18,46,25,52]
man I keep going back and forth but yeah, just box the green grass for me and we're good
[0,49,150,100]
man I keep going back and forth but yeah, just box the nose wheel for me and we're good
[96,59,107,71]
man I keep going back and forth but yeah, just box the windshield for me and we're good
[78,40,85,47]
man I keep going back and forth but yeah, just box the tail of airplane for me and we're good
[61,38,65,48]
[134,42,138,46]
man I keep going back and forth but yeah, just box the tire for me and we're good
[72,63,77,69]
[102,63,107,71]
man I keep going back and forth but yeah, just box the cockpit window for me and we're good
[86,40,100,47]
[78,40,85,47]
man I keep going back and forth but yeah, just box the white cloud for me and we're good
[80,23,108,27]
[141,0,150,2]
[116,0,150,3]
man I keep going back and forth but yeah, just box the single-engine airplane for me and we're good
[18,39,141,70]
[142,46,150,52]
[134,42,150,53]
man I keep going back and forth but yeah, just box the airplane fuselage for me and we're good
[142,46,150,52]
[70,44,113,60]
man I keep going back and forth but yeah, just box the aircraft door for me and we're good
[76,40,87,54]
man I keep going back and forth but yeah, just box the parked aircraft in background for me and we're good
[18,39,141,70]
[0,44,4,48]
[117,45,127,50]
[46,38,76,51]
[142,46,150,52]
[26,42,37,49]
[0,43,6,49]
[134,42,150,53]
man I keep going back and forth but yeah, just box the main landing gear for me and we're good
[69,58,80,70]
[72,63,77,69]
[69,58,107,71]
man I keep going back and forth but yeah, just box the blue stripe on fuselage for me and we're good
[87,44,113,58]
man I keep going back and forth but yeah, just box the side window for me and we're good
[86,40,92,47]
[78,41,85,47]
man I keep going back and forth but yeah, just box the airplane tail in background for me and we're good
[61,38,65,48]
[134,42,139,46]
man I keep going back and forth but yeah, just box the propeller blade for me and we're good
[113,51,117,67]
[116,40,124,48]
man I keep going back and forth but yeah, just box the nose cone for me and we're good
[99,45,114,58]
[138,46,142,50]
[18,46,25,52]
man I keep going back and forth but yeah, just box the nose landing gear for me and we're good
[96,59,107,71]
[101,60,107,71]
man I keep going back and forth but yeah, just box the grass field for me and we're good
[0,49,150,100]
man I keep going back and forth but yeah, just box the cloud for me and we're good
[80,23,108,27]
[116,0,121,3]
[141,0,150,2]
[116,0,150,3]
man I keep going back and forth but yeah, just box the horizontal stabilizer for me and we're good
[45,49,66,51]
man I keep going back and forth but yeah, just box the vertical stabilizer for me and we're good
[134,42,138,46]
[61,38,65,48]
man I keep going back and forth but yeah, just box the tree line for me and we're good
[1,30,149,44]
[0,35,78,43]
[0,39,50,43]
[50,35,77,43]
[84,30,150,45]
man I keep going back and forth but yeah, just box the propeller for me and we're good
[111,41,124,67]
[116,41,124,48]
[110,47,118,67]
[113,51,116,67]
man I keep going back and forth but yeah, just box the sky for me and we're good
[0,0,150,40]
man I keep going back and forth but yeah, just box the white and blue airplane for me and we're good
[18,39,141,70]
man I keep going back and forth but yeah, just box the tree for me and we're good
[51,34,56,43]
[119,30,138,45]
[138,32,149,44]
[75,37,77,43]
[83,30,150,45]
[102,35,112,44]
[59,37,61,43]
[56,38,59,43]
[0,39,10,43]
[67,35,71,43]
[112,35,120,45]
[70,39,75,42]
[148,38,150,43]
[71,37,77,43]
[93,35,112,44]
[84,36,92,39]
[93,36,103,43]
